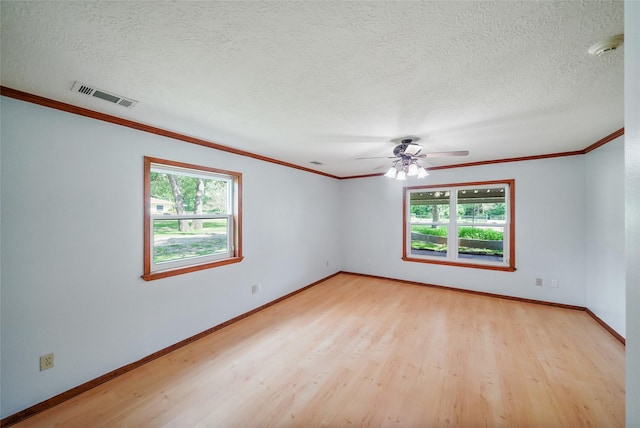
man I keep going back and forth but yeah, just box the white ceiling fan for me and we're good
[358,137,469,179]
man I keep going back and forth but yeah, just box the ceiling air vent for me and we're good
[71,81,138,108]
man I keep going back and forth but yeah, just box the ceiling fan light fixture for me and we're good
[381,136,468,180]
[384,159,428,180]
[384,166,398,178]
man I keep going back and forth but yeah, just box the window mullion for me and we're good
[503,184,511,263]
[228,213,234,252]
[227,178,233,214]
[406,195,412,256]
[449,189,459,260]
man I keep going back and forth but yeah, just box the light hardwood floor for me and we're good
[14,274,625,427]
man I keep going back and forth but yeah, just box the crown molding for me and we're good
[1,86,623,180]
[0,86,340,180]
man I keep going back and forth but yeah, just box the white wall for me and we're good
[0,93,3,419]
[0,97,342,418]
[625,1,640,425]
[341,156,587,306]
[1,86,632,419]
[585,137,625,337]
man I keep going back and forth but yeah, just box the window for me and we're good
[143,157,242,280]
[403,180,515,271]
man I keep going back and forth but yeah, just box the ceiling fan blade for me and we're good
[403,143,423,156]
[421,150,469,158]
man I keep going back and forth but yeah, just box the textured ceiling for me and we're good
[0,1,624,177]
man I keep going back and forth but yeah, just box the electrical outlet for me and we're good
[251,283,261,294]
[535,278,543,287]
[551,279,559,288]
[40,353,54,371]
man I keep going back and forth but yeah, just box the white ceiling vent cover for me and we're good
[71,81,138,108]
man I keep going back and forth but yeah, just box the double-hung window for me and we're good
[403,179,515,271]
[143,157,242,280]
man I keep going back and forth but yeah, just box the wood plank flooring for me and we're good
[14,274,625,427]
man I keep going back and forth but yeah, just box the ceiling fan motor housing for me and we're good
[393,144,409,157]
[393,140,422,158]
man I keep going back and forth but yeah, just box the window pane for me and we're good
[456,187,505,263]
[456,187,506,225]
[410,225,448,257]
[150,170,229,215]
[458,226,504,263]
[410,190,450,257]
[153,218,229,264]
[410,190,451,225]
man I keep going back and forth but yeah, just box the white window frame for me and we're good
[143,157,242,281]
[403,179,515,272]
